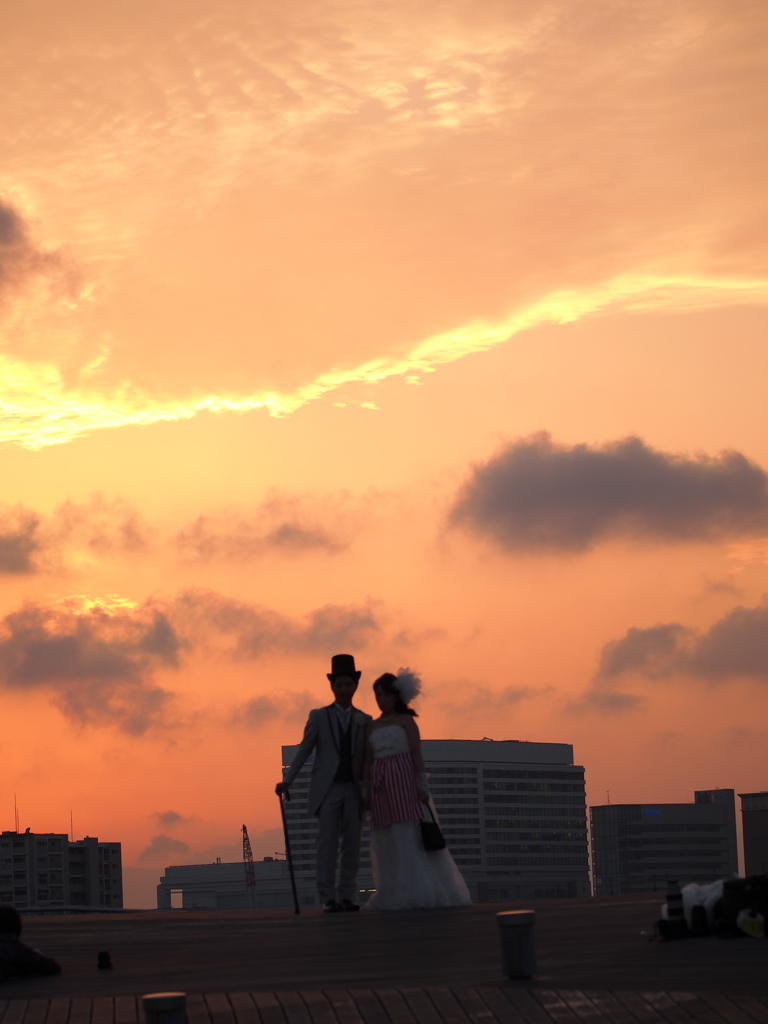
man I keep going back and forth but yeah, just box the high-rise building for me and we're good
[280,737,590,904]
[590,789,738,895]
[0,831,123,910]
[739,792,768,876]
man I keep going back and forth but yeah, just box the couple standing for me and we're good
[275,653,471,912]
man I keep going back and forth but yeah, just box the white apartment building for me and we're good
[0,831,123,910]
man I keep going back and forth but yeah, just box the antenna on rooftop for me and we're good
[14,794,19,833]
[70,809,74,842]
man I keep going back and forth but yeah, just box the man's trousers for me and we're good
[315,781,363,902]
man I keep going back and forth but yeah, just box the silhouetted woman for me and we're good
[361,670,471,910]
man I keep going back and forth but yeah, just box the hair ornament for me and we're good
[394,667,422,704]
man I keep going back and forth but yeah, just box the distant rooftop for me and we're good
[283,737,576,765]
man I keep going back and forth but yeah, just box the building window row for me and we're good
[487,856,588,867]
[620,837,727,847]
[486,818,586,829]
[483,770,584,781]
[484,795,586,806]
[488,831,587,842]
[484,781,584,793]
[429,786,479,795]
[486,844,586,855]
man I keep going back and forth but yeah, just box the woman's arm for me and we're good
[404,715,426,772]
[361,721,374,807]
[404,716,429,800]
[362,721,374,783]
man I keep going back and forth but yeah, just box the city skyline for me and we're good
[2,0,767,910]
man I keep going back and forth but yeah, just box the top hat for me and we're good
[328,653,361,681]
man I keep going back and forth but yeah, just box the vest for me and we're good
[334,717,354,783]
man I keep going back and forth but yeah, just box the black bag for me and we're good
[420,803,446,851]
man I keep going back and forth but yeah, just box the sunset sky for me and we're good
[2,0,767,907]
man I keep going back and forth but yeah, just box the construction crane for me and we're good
[242,824,257,909]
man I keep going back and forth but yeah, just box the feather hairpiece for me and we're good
[394,667,422,704]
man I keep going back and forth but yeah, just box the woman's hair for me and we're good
[374,672,418,717]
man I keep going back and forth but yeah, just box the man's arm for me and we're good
[3,938,61,978]
[275,709,320,795]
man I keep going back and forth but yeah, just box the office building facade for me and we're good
[0,831,123,910]
[590,789,738,895]
[157,858,294,910]
[281,737,590,904]
[739,792,768,876]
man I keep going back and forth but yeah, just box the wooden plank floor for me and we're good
[2,990,768,1024]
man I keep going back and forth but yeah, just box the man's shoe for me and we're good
[323,899,341,913]
[340,899,360,912]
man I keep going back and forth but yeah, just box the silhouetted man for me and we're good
[0,905,61,981]
[276,654,372,912]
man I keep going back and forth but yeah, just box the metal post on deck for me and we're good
[496,909,536,978]
[143,992,187,1024]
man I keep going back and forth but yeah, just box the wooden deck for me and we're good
[3,988,768,1024]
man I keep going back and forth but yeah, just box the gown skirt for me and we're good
[364,725,472,911]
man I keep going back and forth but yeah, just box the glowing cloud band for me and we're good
[3,272,767,450]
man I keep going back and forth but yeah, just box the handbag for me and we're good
[420,803,446,852]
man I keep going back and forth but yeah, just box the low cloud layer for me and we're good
[174,493,358,562]
[138,834,190,864]
[233,691,316,730]
[577,599,768,713]
[0,199,72,309]
[154,810,192,828]
[172,588,381,659]
[450,434,768,552]
[0,588,382,732]
[0,494,151,576]
[596,601,768,684]
[0,598,180,733]
[0,506,41,574]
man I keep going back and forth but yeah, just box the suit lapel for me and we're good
[350,706,363,755]
[325,705,341,756]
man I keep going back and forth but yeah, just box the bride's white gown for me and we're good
[364,725,472,911]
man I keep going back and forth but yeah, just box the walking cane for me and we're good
[279,790,301,915]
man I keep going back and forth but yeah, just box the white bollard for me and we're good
[143,992,187,1024]
[496,910,536,978]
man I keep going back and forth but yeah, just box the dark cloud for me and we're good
[444,683,547,716]
[0,599,181,733]
[138,834,190,864]
[596,624,691,680]
[0,198,74,308]
[0,494,150,576]
[449,433,768,552]
[586,600,768,713]
[567,689,645,714]
[0,586,381,732]
[174,494,348,562]
[172,587,381,658]
[154,810,190,827]
[0,506,41,574]
[233,691,315,729]
[51,494,151,554]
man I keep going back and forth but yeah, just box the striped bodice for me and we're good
[369,725,423,831]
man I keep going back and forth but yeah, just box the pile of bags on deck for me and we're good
[658,875,768,940]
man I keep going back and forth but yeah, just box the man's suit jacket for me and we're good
[284,704,372,816]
